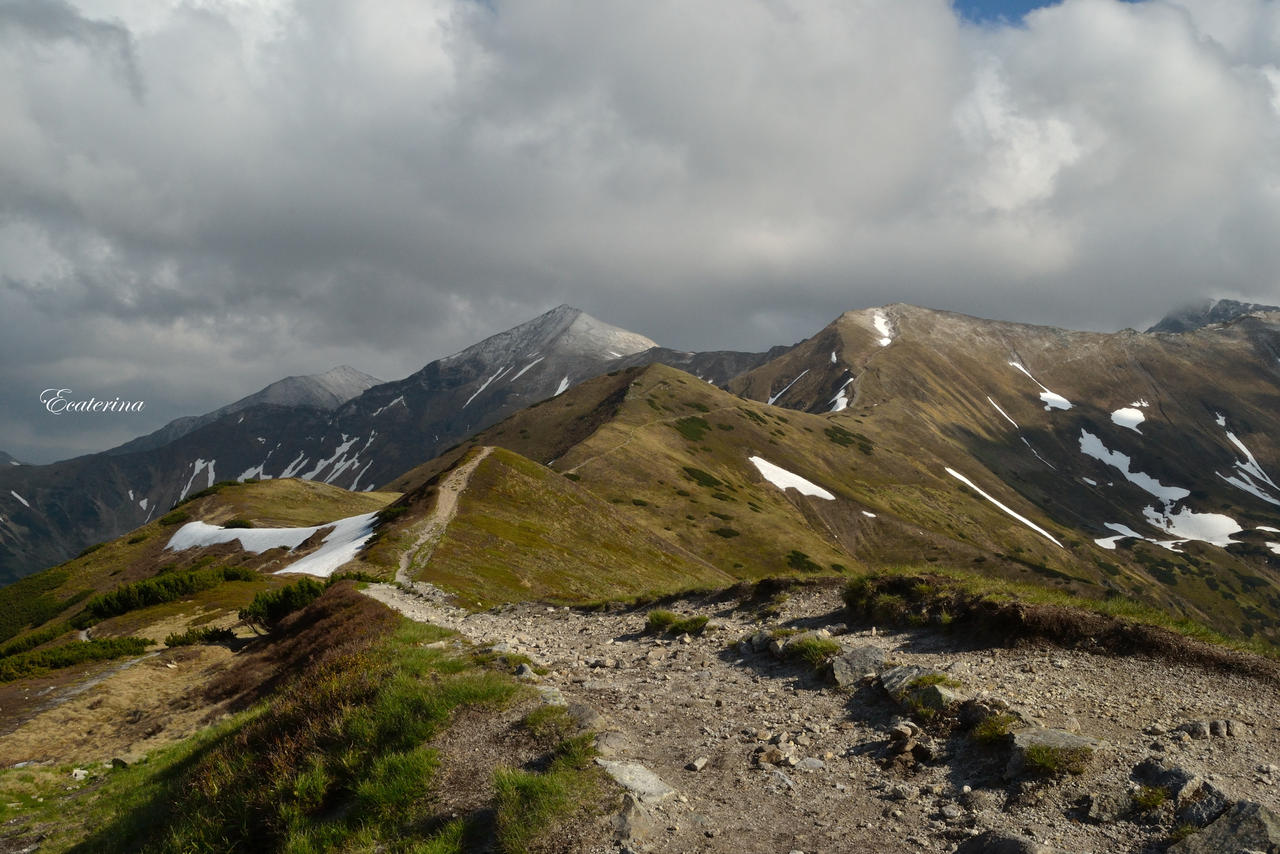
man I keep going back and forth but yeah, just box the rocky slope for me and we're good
[1147,299,1280,333]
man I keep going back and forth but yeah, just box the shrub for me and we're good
[164,626,237,647]
[0,637,150,682]
[671,416,711,442]
[127,534,148,545]
[239,577,329,632]
[682,467,723,489]
[72,566,258,628]
[785,550,822,573]
[159,510,190,526]
[223,519,254,529]
[710,527,740,538]
[77,543,105,558]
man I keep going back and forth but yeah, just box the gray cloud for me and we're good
[2,0,1279,461]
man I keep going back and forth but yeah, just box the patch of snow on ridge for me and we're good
[1111,408,1145,433]
[1078,430,1189,502]
[179,459,213,500]
[829,377,854,412]
[369,396,405,417]
[128,490,133,501]
[768,369,809,405]
[1082,477,1097,486]
[944,467,1062,547]
[748,456,834,500]
[280,451,309,479]
[509,357,544,382]
[463,366,509,408]
[166,512,379,578]
[1095,522,1146,550]
[302,436,357,481]
[1214,415,1280,507]
[139,498,148,510]
[987,396,1018,429]
[1143,505,1242,547]
[1267,542,1280,555]
[873,312,894,346]
[1259,526,1280,533]
[9,490,29,508]
[1008,362,1072,411]
[554,376,570,396]
[830,351,837,364]
[862,511,877,518]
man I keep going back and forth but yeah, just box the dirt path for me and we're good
[364,582,1280,854]
[393,445,493,586]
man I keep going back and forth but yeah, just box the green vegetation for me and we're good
[645,609,710,636]
[223,519,254,529]
[681,466,723,488]
[164,626,236,647]
[77,543,105,558]
[51,585,548,854]
[0,621,71,658]
[239,577,328,632]
[0,565,77,643]
[908,672,960,690]
[494,734,601,854]
[0,637,150,683]
[158,510,190,526]
[671,416,711,442]
[1022,743,1092,777]
[72,567,258,628]
[971,713,1020,745]
[783,635,841,670]
[1133,785,1168,811]
[785,550,822,573]
[710,527,740,538]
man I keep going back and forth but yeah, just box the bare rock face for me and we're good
[1167,800,1280,854]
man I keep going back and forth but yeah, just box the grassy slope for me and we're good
[0,584,609,854]
[418,448,732,608]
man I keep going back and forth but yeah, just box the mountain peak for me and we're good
[443,306,656,366]
[1147,298,1280,333]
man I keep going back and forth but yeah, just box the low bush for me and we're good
[164,626,237,648]
[72,566,258,628]
[239,577,329,632]
[645,610,709,636]
[0,637,150,682]
[784,636,841,670]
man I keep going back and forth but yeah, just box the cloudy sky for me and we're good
[2,0,1279,463]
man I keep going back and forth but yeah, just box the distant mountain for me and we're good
[106,366,382,456]
[0,306,777,581]
[1147,298,1280,333]
[0,451,21,467]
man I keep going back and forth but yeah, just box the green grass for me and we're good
[971,713,1020,744]
[72,567,258,628]
[1133,785,1167,811]
[1022,744,1092,777]
[908,672,960,690]
[671,417,711,442]
[645,610,710,635]
[47,585,531,854]
[493,734,602,854]
[784,636,842,669]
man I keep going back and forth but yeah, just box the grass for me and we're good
[784,636,842,669]
[971,712,1020,745]
[645,609,710,635]
[842,566,1279,661]
[493,734,602,854]
[1133,785,1168,811]
[1022,743,1092,777]
[908,672,960,690]
[43,584,533,854]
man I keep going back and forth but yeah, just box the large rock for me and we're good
[595,760,675,804]
[829,645,887,687]
[1132,757,1202,803]
[952,830,1065,854]
[1177,782,1232,829]
[1168,801,1280,853]
[1005,728,1104,779]
[880,665,928,699]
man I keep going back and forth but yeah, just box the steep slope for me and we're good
[0,307,775,581]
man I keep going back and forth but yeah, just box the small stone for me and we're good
[70,768,89,781]
[686,756,709,772]
[941,804,964,820]
[596,760,676,804]
[1177,720,1211,740]
[796,757,825,772]
[515,663,538,680]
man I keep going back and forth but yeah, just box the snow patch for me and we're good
[139,498,148,510]
[179,459,214,500]
[1268,542,1280,556]
[1008,362,1072,411]
[1258,526,1280,533]
[302,436,357,481]
[1095,522,1146,550]
[369,396,405,417]
[1110,407,1145,433]
[830,351,837,364]
[1214,416,1280,507]
[554,376,571,396]
[748,456,834,500]
[987,396,1019,429]
[166,512,379,578]
[829,376,854,413]
[509,357,544,382]
[1078,430,1189,502]
[945,467,1062,547]
[872,312,894,347]
[862,511,877,518]
[767,369,809,406]
[1081,477,1097,486]
[463,366,509,408]
[1142,505,1242,547]
[9,490,30,508]
[128,490,134,501]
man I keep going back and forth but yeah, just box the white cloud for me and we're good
[1,0,1279,460]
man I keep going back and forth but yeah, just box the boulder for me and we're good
[1168,801,1280,854]
[1176,782,1232,829]
[595,759,676,804]
[1005,728,1104,779]
[952,830,1065,854]
[829,645,887,687]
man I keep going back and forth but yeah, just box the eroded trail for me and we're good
[363,582,1280,854]
[391,445,493,586]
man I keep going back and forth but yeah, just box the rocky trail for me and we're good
[364,581,1280,854]
[395,445,493,585]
